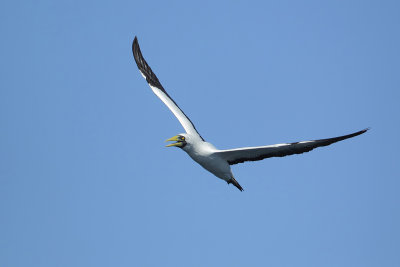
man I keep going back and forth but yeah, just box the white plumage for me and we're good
[132,36,368,191]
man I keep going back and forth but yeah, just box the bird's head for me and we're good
[165,133,188,149]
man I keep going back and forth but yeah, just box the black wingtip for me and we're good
[332,127,370,142]
[132,36,141,69]
[131,36,164,90]
[132,36,140,62]
[132,36,138,51]
[357,127,370,136]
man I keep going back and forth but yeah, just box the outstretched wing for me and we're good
[217,128,369,165]
[132,36,204,141]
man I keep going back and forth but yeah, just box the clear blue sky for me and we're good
[1,0,399,266]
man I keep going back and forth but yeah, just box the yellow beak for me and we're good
[165,135,182,147]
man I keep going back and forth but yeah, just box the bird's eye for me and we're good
[181,137,185,140]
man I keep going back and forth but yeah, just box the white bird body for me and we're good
[132,36,368,191]
[182,138,232,182]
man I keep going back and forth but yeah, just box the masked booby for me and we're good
[132,36,368,191]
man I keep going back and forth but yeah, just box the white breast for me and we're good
[184,142,232,181]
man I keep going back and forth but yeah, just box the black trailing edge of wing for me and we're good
[228,128,370,165]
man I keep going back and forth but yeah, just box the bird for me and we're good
[131,36,368,191]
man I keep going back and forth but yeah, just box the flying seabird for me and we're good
[132,36,368,191]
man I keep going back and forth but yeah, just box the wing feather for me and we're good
[217,128,369,165]
[132,36,204,141]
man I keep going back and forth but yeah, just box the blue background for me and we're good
[1,0,399,266]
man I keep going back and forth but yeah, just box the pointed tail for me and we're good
[228,177,244,192]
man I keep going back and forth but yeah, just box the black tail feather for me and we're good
[228,178,244,192]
